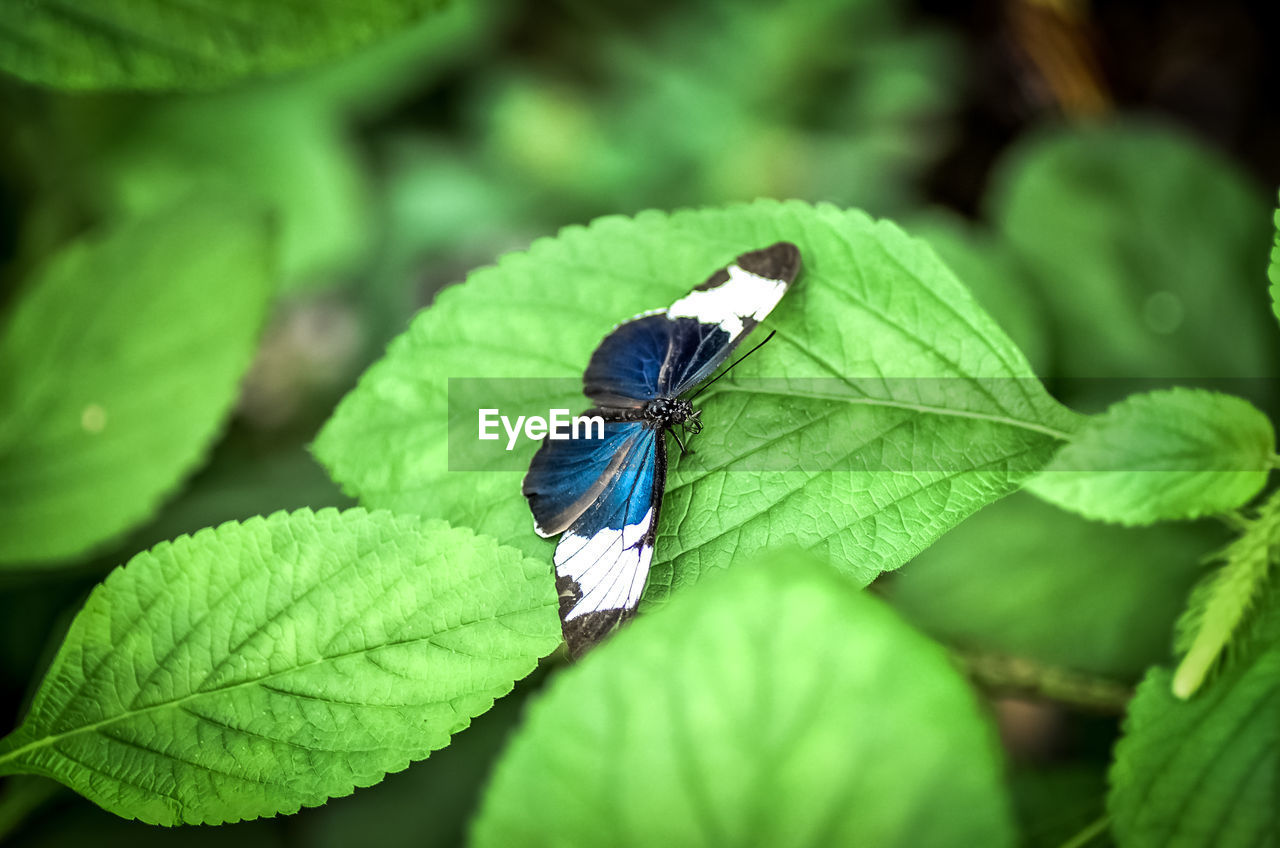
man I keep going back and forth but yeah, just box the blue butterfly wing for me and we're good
[524,243,799,657]
[523,416,647,537]
[583,242,800,406]
[553,426,664,656]
[582,313,669,406]
[522,420,664,657]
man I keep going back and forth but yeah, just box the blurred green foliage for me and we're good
[886,492,1221,679]
[1011,764,1113,848]
[474,0,960,217]
[989,122,1275,393]
[0,0,1277,845]
[0,197,275,565]
[0,0,452,91]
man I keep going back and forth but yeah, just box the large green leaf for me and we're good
[1028,389,1274,525]
[0,509,560,825]
[1108,583,1280,847]
[885,492,1217,679]
[471,552,1016,848]
[315,201,1077,599]
[0,0,450,92]
[990,121,1275,386]
[0,197,275,566]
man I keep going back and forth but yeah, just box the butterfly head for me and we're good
[642,397,699,433]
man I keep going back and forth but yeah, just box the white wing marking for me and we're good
[666,264,788,338]
[555,507,654,621]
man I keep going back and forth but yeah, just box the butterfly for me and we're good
[522,242,801,657]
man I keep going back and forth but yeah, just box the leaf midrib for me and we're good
[0,607,541,772]
[706,379,1072,442]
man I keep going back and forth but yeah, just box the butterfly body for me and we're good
[589,397,700,432]
[642,397,700,431]
[523,242,800,657]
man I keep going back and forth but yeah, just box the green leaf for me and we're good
[1109,582,1280,847]
[990,121,1275,385]
[0,197,276,566]
[0,0,451,92]
[886,493,1218,679]
[1028,389,1274,525]
[0,508,560,825]
[315,201,1077,599]
[471,552,1016,848]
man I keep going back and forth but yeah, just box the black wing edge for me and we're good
[694,241,802,291]
[557,600,630,661]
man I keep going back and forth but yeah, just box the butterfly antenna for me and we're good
[690,331,777,399]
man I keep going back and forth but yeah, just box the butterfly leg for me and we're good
[667,427,692,457]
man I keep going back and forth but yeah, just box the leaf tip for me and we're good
[1170,664,1202,700]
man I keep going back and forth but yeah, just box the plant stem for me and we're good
[956,651,1132,713]
[1055,814,1111,848]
